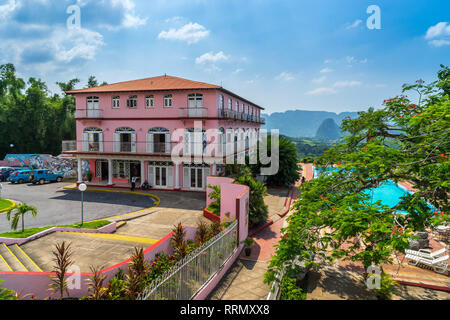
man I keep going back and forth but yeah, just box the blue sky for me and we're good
[0,0,449,114]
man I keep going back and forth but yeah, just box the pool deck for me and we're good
[311,165,449,296]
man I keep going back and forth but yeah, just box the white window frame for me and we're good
[127,95,138,109]
[188,93,203,108]
[112,96,120,109]
[145,95,154,108]
[219,95,224,110]
[228,98,232,110]
[164,94,173,108]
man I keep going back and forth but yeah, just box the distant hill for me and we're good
[262,109,359,138]
[315,118,341,140]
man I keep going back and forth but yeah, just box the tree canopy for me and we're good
[0,63,105,158]
[265,65,450,296]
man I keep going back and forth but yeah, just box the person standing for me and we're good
[131,176,137,191]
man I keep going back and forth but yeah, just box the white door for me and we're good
[150,165,171,188]
[189,167,206,190]
[87,97,99,118]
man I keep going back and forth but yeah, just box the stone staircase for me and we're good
[0,243,42,272]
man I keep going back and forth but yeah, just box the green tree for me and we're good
[207,184,221,215]
[250,136,300,186]
[235,175,269,225]
[6,203,38,233]
[87,76,99,88]
[265,66,449,298]
[0,63,76,157]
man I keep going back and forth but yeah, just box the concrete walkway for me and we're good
[208,167,308,300]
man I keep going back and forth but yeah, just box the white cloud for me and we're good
[346,19,363,29]
[307,80,362,96]
[425,22,450,47]
[275,72,295,81]
[320,67,334,73]
[312,76,327,84]
[0,0,20,21]
[233,68,244,74]
[122,13,147,28]
[158,22,210,44]
[425,22,450,39]
[428,39,450,47]
[195,51,229,64]
[333,80,362,88]
[346,56,356,64]
[306,87,337,95]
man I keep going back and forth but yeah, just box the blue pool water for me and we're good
[363,181,410,214]
[313,167,413,214]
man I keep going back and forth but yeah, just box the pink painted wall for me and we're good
[205,176,234,207]
[204,176,249,242]
[74,88,262,153]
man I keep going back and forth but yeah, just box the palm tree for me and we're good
[6,203,38,233]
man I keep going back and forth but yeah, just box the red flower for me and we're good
[440,154,445,157]
[440,212,444,216]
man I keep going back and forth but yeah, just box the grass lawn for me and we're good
[0,220,112,239]
[0,199,14,212]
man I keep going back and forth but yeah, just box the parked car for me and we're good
[0,167,16,182]
[8,169,36,184]
[31,169,64,185]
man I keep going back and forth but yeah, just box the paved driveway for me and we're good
[0,182,156,233]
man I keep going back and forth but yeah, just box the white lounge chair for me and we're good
[405,254,448,274]
[405,248,446,260]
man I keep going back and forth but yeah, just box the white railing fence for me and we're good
[138,220,238,300]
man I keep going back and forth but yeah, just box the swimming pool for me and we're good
[313,166,425,215]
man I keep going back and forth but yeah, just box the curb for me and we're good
[0,199,15,213]
[62,185,161,222]
[203,207,221,222]
[249,220,274,238]
[395,279,450,292]
[0,222,117,246]
[278,187,295,218]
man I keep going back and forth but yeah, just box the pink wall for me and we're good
[205,176,234,207]
[74,88,262,152]
[205,176,249,242]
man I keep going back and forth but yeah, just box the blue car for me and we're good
[0,167,16,182]
[8,170,36,184]
[31,169,64,185]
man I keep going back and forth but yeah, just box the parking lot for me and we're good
[0,181,157,233]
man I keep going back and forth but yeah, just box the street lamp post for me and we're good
[78,183,87,226]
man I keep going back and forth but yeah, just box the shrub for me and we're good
[234,175,269,225]
[280,275,307,300]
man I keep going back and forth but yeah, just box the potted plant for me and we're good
[86,171,93,182]
[243,237,255,256]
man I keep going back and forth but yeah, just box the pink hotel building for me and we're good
[66,75,265,191]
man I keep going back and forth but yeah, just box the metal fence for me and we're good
[138,220,238,300]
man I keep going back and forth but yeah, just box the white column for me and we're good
[175,163,180,189]
[140,160,145,187]
[108,159,113,185]
[212,163,217,177]
[77,158,83,183]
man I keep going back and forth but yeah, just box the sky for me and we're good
[0,0,449,114]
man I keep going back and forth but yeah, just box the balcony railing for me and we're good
[76,141,250,156]
[179,107,207,118]
[75,109,103,119]
[61,140,77,152]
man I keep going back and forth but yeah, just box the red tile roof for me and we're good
[66,74,264,110]
[66,75,221,94]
